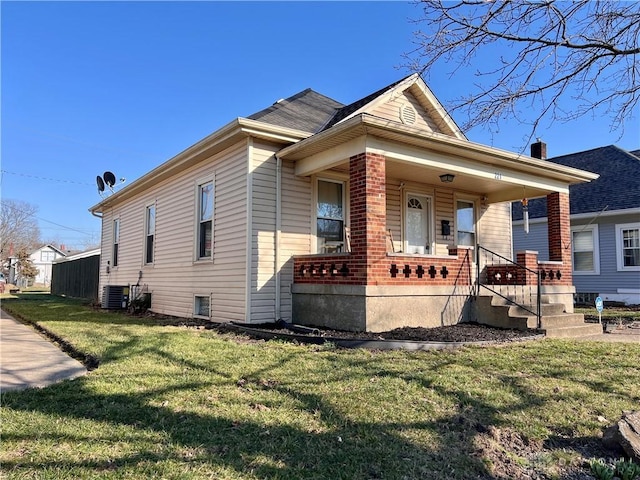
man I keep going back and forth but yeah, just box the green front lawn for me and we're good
[2,294,639,479]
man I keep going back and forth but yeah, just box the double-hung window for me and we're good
[316,179,345,253]
[197,181,214,259]
[456,200,476,248]
[113,218,120,267]
[145,205,155,264]
[616,223,640,271]
[571,225,599,274]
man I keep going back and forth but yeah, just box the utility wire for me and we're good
[0,170,94,186]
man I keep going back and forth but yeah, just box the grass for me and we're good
[576,305,640,320]
[2,294,639,479]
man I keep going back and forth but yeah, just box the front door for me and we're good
[405,193,431,254]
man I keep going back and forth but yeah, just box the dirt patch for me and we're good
[474,426,605,479]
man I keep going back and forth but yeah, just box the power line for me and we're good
[0,170,94,186]
[1,200,98,238]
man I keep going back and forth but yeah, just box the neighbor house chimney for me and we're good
[531,139,547,159]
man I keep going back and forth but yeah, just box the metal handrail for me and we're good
[476,245,541,329]
[440,248,472,326]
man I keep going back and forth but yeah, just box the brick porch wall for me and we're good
[547,192,573,285]
[293,249,473,286]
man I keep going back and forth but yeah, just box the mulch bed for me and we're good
[215,321,540,344]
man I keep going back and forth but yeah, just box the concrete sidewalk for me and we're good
[1,309,87,392]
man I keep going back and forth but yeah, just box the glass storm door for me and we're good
[405,194,431,254]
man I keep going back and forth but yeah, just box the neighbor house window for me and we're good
[40,250,55,262]
[194,295,210,318]
[456,200,476,247]
[113,218,120,267]
[198,181,214,259]
[616,223,640,271]
[571,225,599,274]
[316,179,345,252]
[145,205,155,264]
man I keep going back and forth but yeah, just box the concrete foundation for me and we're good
[292,284,475,332]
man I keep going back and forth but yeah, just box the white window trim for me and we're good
[571,224,600,275]
[112,218,120,268]
[454,195,478,249]
[403,190,435,255]
[144,202,156,266]
[194,176,215,263]
[313,175,349,253]
[615,222,640,272]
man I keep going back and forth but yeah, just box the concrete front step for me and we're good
[475,295,602,337]
[509,303,565,317]
[542,322,604,338]
[512,313,590,329]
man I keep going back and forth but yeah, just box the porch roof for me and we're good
[277,114,599,204]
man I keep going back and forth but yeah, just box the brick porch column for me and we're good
[547,192,572,284]
[349,152,387,284]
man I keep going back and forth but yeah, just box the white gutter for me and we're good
[513,207,640,225]
[89,118,310,214]
[278,114,599,185]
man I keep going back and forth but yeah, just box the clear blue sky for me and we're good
[2,1,638,250]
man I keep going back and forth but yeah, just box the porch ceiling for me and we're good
[279,114,598,204]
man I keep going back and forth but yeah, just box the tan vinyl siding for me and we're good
[385,179,402,253]
[370,91,440,132]
[279,159,313,321]
[435,189,455,255]
[384,180,456,255]
[250,140,279,322]
[478,202,512,258]
[98,141,249,322]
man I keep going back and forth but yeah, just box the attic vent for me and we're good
[399,104,417,125]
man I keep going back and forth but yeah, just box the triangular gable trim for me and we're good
[326,73,466,140]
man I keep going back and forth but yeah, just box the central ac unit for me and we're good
[102,285,130,309]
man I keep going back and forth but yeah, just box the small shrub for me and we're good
[615,459,640,480]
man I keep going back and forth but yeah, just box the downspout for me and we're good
[245,138,254,322]
[275,154,282,320]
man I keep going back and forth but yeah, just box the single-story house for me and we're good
[90,73,599,332]
[513,145,640,306]
[30,244,67,287]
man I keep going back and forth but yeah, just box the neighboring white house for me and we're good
[513,145,640,306]
[90,74,598,331]
[30,244,67,287]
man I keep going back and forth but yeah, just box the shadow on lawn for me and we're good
[0,350,521,479]
[2,295,619,479]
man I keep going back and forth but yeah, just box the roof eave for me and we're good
[89,118,311,213]
[278,114,599,185]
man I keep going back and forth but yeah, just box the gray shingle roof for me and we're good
[320,75,414,131]
[512,145,640,220]
[247,89,344,133]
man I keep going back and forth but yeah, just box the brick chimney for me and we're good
[531,139,547,159]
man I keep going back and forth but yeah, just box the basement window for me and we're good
[194,295,210,319]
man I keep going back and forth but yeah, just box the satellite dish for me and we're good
[103,171,116,188]
[96,175,105,192]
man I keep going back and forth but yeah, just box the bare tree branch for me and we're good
[405,0,640,138]
[0,199,41,262]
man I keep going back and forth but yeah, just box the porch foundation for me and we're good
[292,284,475,332]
